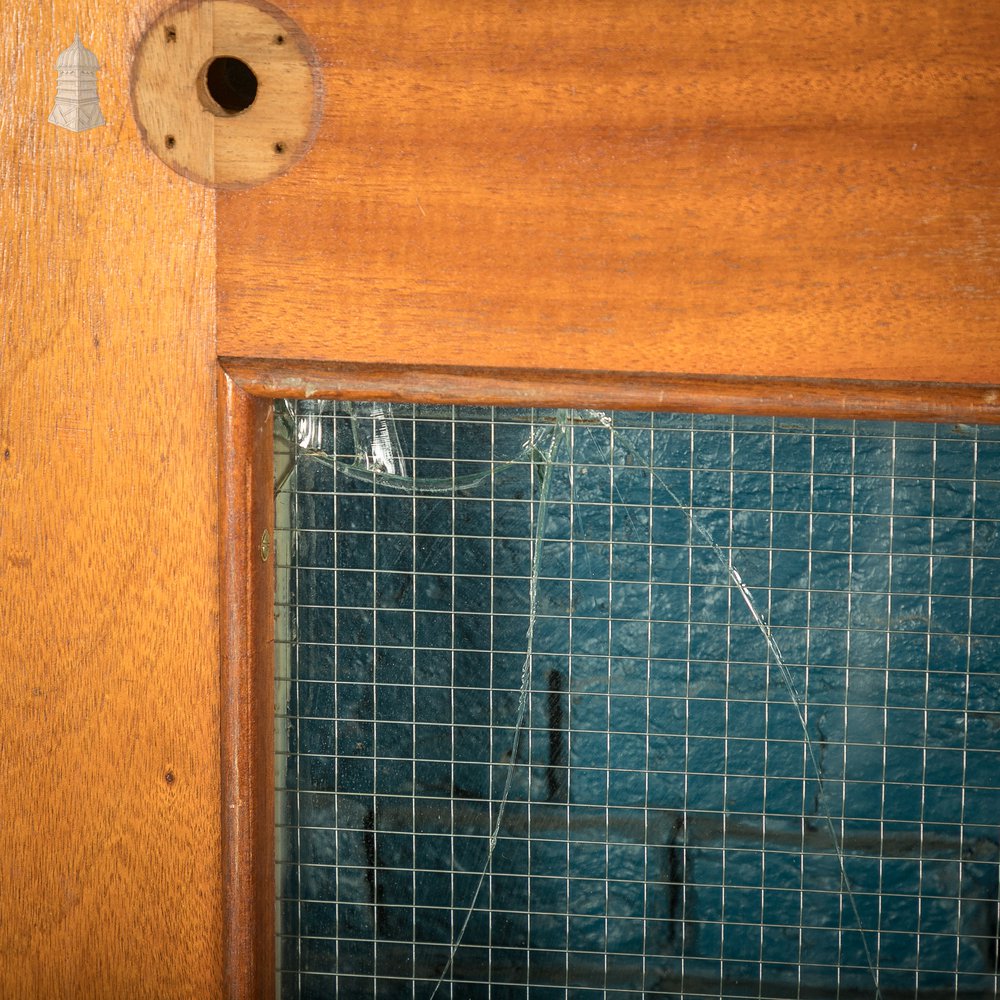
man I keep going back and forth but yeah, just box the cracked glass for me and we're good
[274,402,1000,1000]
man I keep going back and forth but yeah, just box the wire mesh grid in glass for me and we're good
[273,401,1000,1000]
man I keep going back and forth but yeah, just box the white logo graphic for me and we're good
[49,34,106,133]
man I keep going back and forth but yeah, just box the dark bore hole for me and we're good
[274,34,285,45]
[165,25,177,42]
[203,56,258,114]
[165,134,176,149]
[274,142,285,154]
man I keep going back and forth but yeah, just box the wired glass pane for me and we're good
[274,403,1000,1000]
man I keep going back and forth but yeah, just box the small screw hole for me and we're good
[165,770,175,784]
[165,25,177,42]
[274,34,285,45]
[165,134,176,149]
[274,142,285,154]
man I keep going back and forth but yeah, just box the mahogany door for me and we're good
[3,1,998,997]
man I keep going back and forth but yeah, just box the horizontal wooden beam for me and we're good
[218,0,1000,389]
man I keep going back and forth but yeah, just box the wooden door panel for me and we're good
[219,0,1000,390]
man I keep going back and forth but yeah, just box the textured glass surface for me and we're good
[275,404,1000,1000]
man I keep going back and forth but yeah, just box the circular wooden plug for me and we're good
[130,0,322,189]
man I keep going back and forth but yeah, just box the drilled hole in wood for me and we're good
[198,56,258,116]
[165,25,177,42]
[165,134,176,149]
[133,1,322,188]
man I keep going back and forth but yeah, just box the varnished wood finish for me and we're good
[219,374,275,1000]
[218,1,1000,391]
[222,356,1000,423]
[5,2,1000,997]
[0,2,222,997]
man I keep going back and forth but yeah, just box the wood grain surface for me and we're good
[4,2,1000,997]
[0,2,222,997]
[218,0,1000,389]
[223,356,1000,423]
[218,374,274,1000]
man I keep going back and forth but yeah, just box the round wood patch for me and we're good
[130,0,322,189]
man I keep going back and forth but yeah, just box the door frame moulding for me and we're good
[221,357,1000,424]
[219,372,276,1000]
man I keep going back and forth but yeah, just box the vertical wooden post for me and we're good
[219,374,275,1000]
[0,2,223,996]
